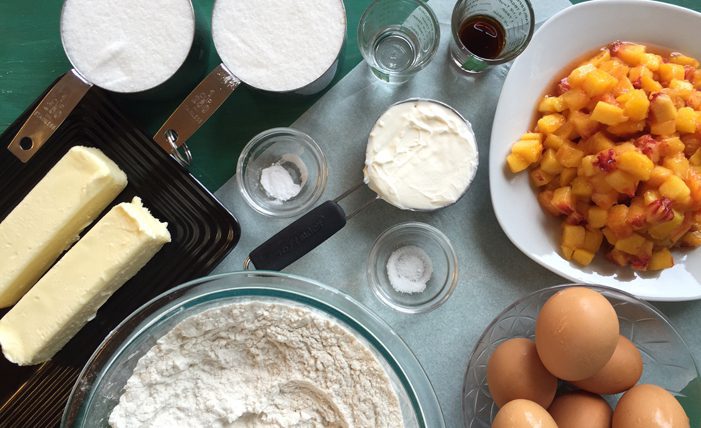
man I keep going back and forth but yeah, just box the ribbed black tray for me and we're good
[0,80,240,427]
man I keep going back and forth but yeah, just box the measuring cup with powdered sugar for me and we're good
[153,0,347,165]
[246,98,479,270]
[7,0,196,163]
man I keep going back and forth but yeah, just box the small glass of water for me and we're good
[358,0,440,84]
[449,0,534,73]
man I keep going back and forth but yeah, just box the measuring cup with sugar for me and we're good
[7,0,196,163]
[246,98,480,271]
[153,0,347,165]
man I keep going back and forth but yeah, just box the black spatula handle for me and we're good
[248,200,347,270]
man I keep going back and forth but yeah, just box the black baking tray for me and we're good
[0,79,241,427]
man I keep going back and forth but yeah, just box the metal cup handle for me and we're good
[153,63,241,166]
[7,69,92,163]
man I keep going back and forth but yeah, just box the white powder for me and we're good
[212,0,346,92]
[261,165,301,202]
[60,0,195,93]
[387,246,433,294]
[109,301,404,428]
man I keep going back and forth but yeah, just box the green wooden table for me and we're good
[3,0,698,190]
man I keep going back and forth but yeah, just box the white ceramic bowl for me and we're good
[490,0,701,301]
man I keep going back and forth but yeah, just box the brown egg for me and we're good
[492,399,557,428]
[487,338,557,408]
[535,287,619,381]
[548,392,612,428]
[572,335,643,394]
[613,384,690,428]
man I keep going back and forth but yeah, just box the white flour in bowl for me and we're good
[109,301,404,427]
[212,0,346,92]
[60,0,194,92]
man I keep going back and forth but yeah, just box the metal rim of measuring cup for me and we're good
[210,0,347,94]
[368,97,480,212]
[449,0,535,66]
[58,0,197,94]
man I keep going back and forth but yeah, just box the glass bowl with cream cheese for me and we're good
[367,222,458,313]
[237,128,328,217]
[62,271,445,427]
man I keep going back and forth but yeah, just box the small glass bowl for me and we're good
[367,222,458,314]
[462,284,701,428]
[236,128,327,217]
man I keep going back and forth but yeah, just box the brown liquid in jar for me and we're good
[458,15,506,59]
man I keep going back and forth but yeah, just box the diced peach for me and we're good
[511,138,543,164]
[659,63,686,84]
[562,224,586,248]
[659,175,691,202]
[680,230,701,247]
[605,170,638,195]
[572,249,596,266]
[669,79,695,100]
[559,167,577,187]
[627,197,647,229]
[578,155,598,177]
[648,210,684,240]
[614,233,647,255]
[648,248,674,270]
[641,74,663,94]
[569,110,600,138]
[506,153,530,173]
[544,133,566,150]
[540,149,564,175]
[616,150,654,180]
[650,93,678,122]
[612,42,646,66]
[607,248,629,266]
[670,52,700,68]
[538,190,560,216]
[538,96,566,113]
[591,101,628,125]
[603,227,619,245]
[663,153,690,176]
[582,229,604,253]
[650,120,676,136]
[561,245,575,260]
[561,88,590,111]
[521,132,543,141]
[530,168,553,187]
[588,206,609,229]
[662,136,686,157]
[582,69,619,97]
[568,63,597,87]
[556,143,585,168]
[552,186,575,215]
[676,106,698,134]
[588,48,612,67]
[592,192,618,210]
[571,176,593,198]
[640,53,662,71]
[554,121,577,140]
[537,114,566,134]
[608,120,646,136]
[617,89,649,121]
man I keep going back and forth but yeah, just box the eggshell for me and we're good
[492,399,557,428]
[535,287,619,381]
[487,338,557,408]
[612,384,690,428]
[548,391,612,428]
[572,335,643,394]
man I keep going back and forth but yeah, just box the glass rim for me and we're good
[449,0,536,66]
[357,0,441,74]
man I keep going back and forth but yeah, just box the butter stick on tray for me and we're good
[0,146,127,308]
[0,197,171,366]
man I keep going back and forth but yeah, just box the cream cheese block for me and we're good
[0,146,127,308]
[0,197,171,366]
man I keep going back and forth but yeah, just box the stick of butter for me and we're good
[0,146,127,308]
[0,197,171,366]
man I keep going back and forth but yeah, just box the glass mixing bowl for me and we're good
[62,272,445,427]
[462,284,701,428]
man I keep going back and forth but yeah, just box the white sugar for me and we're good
[260,165,301,202]
[61,0,194,92]
[386,246,433,294]
[212,0,346,92]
